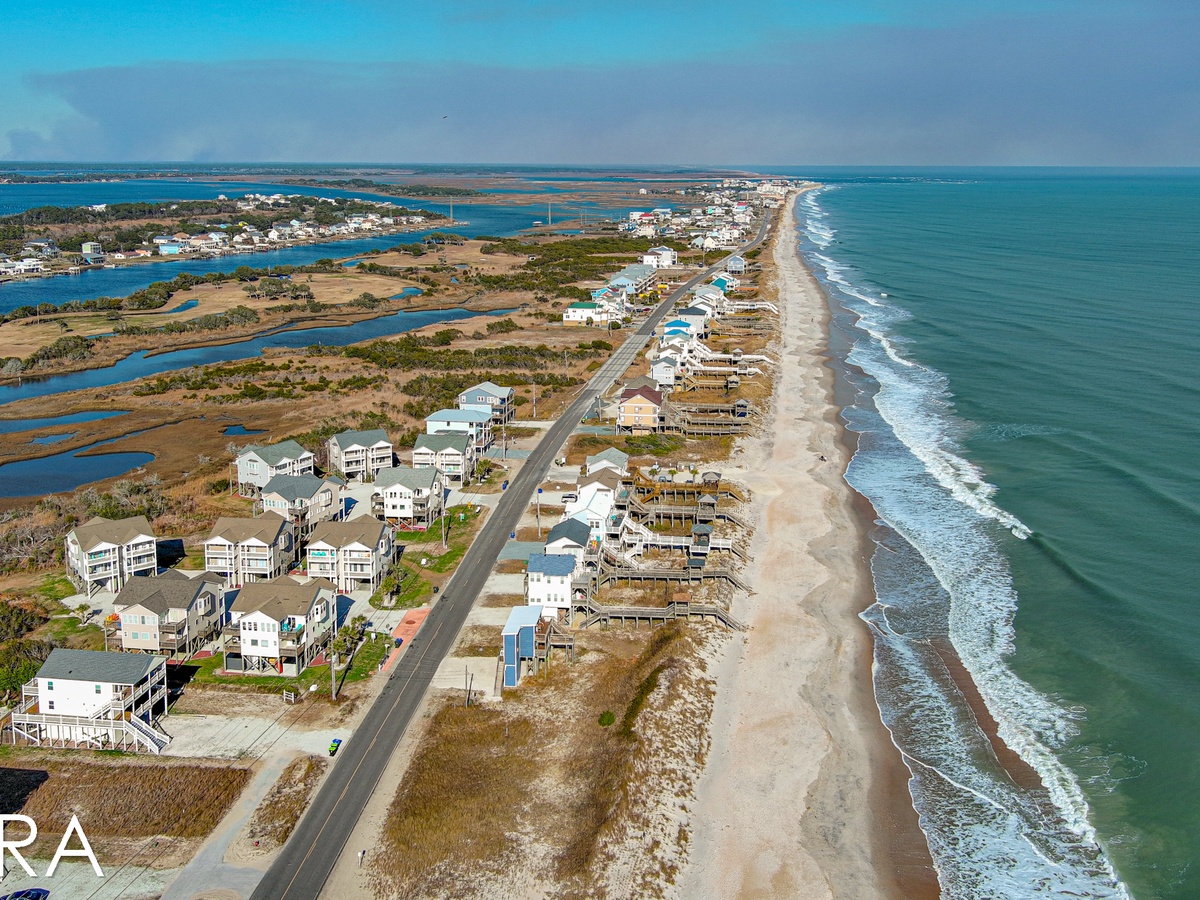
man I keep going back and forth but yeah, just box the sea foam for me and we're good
[796,192,1130,898]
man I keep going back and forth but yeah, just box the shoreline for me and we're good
[679,191,938,899]
[0,219,460,290]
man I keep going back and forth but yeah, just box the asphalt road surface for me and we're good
[249,210,775,900]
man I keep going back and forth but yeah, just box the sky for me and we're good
[2,0,1197,165]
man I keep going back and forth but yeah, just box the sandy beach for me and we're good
[679,191,938,900]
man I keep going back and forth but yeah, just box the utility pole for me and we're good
[330,647,338,701]
[536,487,542,536]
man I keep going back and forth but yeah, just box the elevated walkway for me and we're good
[578,597,745,631]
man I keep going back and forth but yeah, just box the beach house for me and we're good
[562,301,607,326]
[651,355,680,390]
[10,649,171,753]
[204,512,295,586]
[425,408,493,453]
[675,306,712,337]
[585,447,630,478]
[457,381,516,425]
[306,517,393,593]
[222,576,336,676]
[371,465,443,529]
[640,246,679,269]
[412,432,475,484]
[564,470,622,543]
[236,440,315,495]
[65,515,158,598]
[113,570,226,658]
[259,473,343,540]
[618,386,666,435]
[525,554,576,621]
[327,429,394,480]
[544,518,592,563]
[501,605,543,688]
[725,254,747,274]
[608,263,658,296]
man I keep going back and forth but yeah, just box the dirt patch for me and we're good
[245,754,328,851]
[491,560,527,576]
[452,624,502,658]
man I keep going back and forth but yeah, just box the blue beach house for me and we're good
[502,605,543,688]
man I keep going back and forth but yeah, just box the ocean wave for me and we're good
[796,192,1130,899]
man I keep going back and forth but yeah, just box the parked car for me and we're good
[329,738,343,757]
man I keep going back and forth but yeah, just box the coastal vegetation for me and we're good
[279,178,485,198]
[470,236,688,299]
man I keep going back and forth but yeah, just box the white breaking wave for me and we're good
[797,192,1130,899]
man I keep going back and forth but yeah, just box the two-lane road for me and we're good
[249,210,775,900]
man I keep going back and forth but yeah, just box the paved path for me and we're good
[246,214,774,900]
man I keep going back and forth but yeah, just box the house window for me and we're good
[48,701,55,711]
[95,685,102,694]
[47,681,53,691]
[250,638,259,647]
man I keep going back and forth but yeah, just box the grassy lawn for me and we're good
[29,613,106,651]
[34,575,76,603]
[177,547,208,570]
[371,505,485,609]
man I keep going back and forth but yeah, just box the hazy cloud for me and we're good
[6,9,1199,164]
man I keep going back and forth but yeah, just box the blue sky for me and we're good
[2,1,1196,164]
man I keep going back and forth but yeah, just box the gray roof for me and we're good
[240,439,311,467]
[586,447,630,469]
[527,553,576,577]
[309,517,387,549]
[678,306,709,316]
[460,381,513,401]
[622,376,660,394]
[262,474,340,503]
[70,515,155,552]
[413,432,471,454]
[37,648,163,685]
[329,428,391,451]
[546,518,591,548]
[115,570,222,614]
[207,512,289,545]
[231,576,335,620]
[374,466,438,492]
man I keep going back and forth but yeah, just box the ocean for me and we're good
[790,171,1200,899]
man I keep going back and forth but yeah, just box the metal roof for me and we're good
[426,409,491,424]
[527,553,576,576]
[503,605,544,635]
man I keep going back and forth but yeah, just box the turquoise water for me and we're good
[794,172,1200,899]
